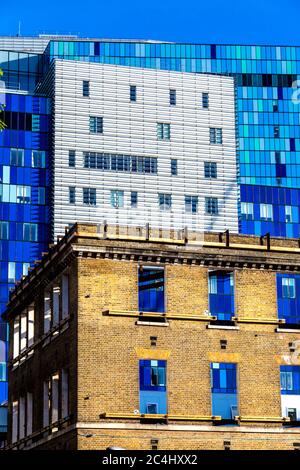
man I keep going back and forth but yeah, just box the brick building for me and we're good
[3,222,300,450]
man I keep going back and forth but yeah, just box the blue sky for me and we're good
[1,0,300,45]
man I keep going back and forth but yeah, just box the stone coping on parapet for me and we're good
[3,222,300,320]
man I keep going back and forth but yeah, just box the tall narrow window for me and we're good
[12,401,19,443]
[130,85,137,102]
[171,159,177,176]
[61,275,69,320]
[28,305,34,348]
[82,80,90,97]
[13,318,20,360]
[157,123,170,141]
[277,274,300,325]
[285,206,293,223]
[69,187,75,204]
[68,150,75,167]
[32,150,46,168]
[202,92,209,108]
[138,267,164,313]
[131,191,138,208]
[61,369,69,419]
[26,392,33,436]
[52,286,60,326]
[44,291,51,334]
[209,128,222,144]
[51,373,59,424]
[89,116,103,134]
[19,396,26,439]
[43,380,50,427]
[10,149,24,166]
[241,202,254,221]
[209,271,235,321]
[0,222,9,240]
[211,363,238,420]
[8,262,16,283]
[169,89,176,105]
[139,360,167,414]
[280,366,300,421]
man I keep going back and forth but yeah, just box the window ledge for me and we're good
[136,321,170,327]
[207,324,239,330]
[276,328,300,333]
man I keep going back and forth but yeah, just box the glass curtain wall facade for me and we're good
[42,40,300,238]
[0,91,50,435]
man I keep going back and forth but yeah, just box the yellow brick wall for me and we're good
[235,270,277,320]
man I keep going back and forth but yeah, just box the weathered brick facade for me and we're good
[4,223,300,450]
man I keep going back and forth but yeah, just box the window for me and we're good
[158,193,172,211]
[83,188,96,205]
[171,159,177,176]
[22,263,30,277]
[43,369,69,427]
[277,274,300,324]
[204,162,217,178]
[130,85,137,102]
[205,197,218,215]
[273,100,278,112]
[169,89,176,105]
[209,128,222,144]
[285,206,293,223]
[43,275,69,334]
[131,191,138,208]
[209,271,235,321]
[111,190,124,208]
[260,203,273,221]
[68,150,75,167]
[10,149,24,166]
[157,123,170,141]
[23,223,38,242]
[139,360,167,414]
[32,150,46,168]
[185,195,198,214]
[211,363,238,420]
[280,366,300,421]
[82,80,90,97]
[38,187,46,205]
[0,363,6,382]
[241,202,254,221]
[89,116,103,134]
[83,152,157,174]
[13,305,34,360]
[202,92,209,108]
[69,187,75,204]
[282,277,296,299]
[12,392,33,443]
[8,261,15,283]
[0,221,9,240]
[274,126,280,138]
[138,267,164,313]
[16,185,31,203]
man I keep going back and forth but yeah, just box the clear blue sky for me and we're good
[1,0,300,45]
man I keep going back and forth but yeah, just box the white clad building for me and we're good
[39,59,239,238]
